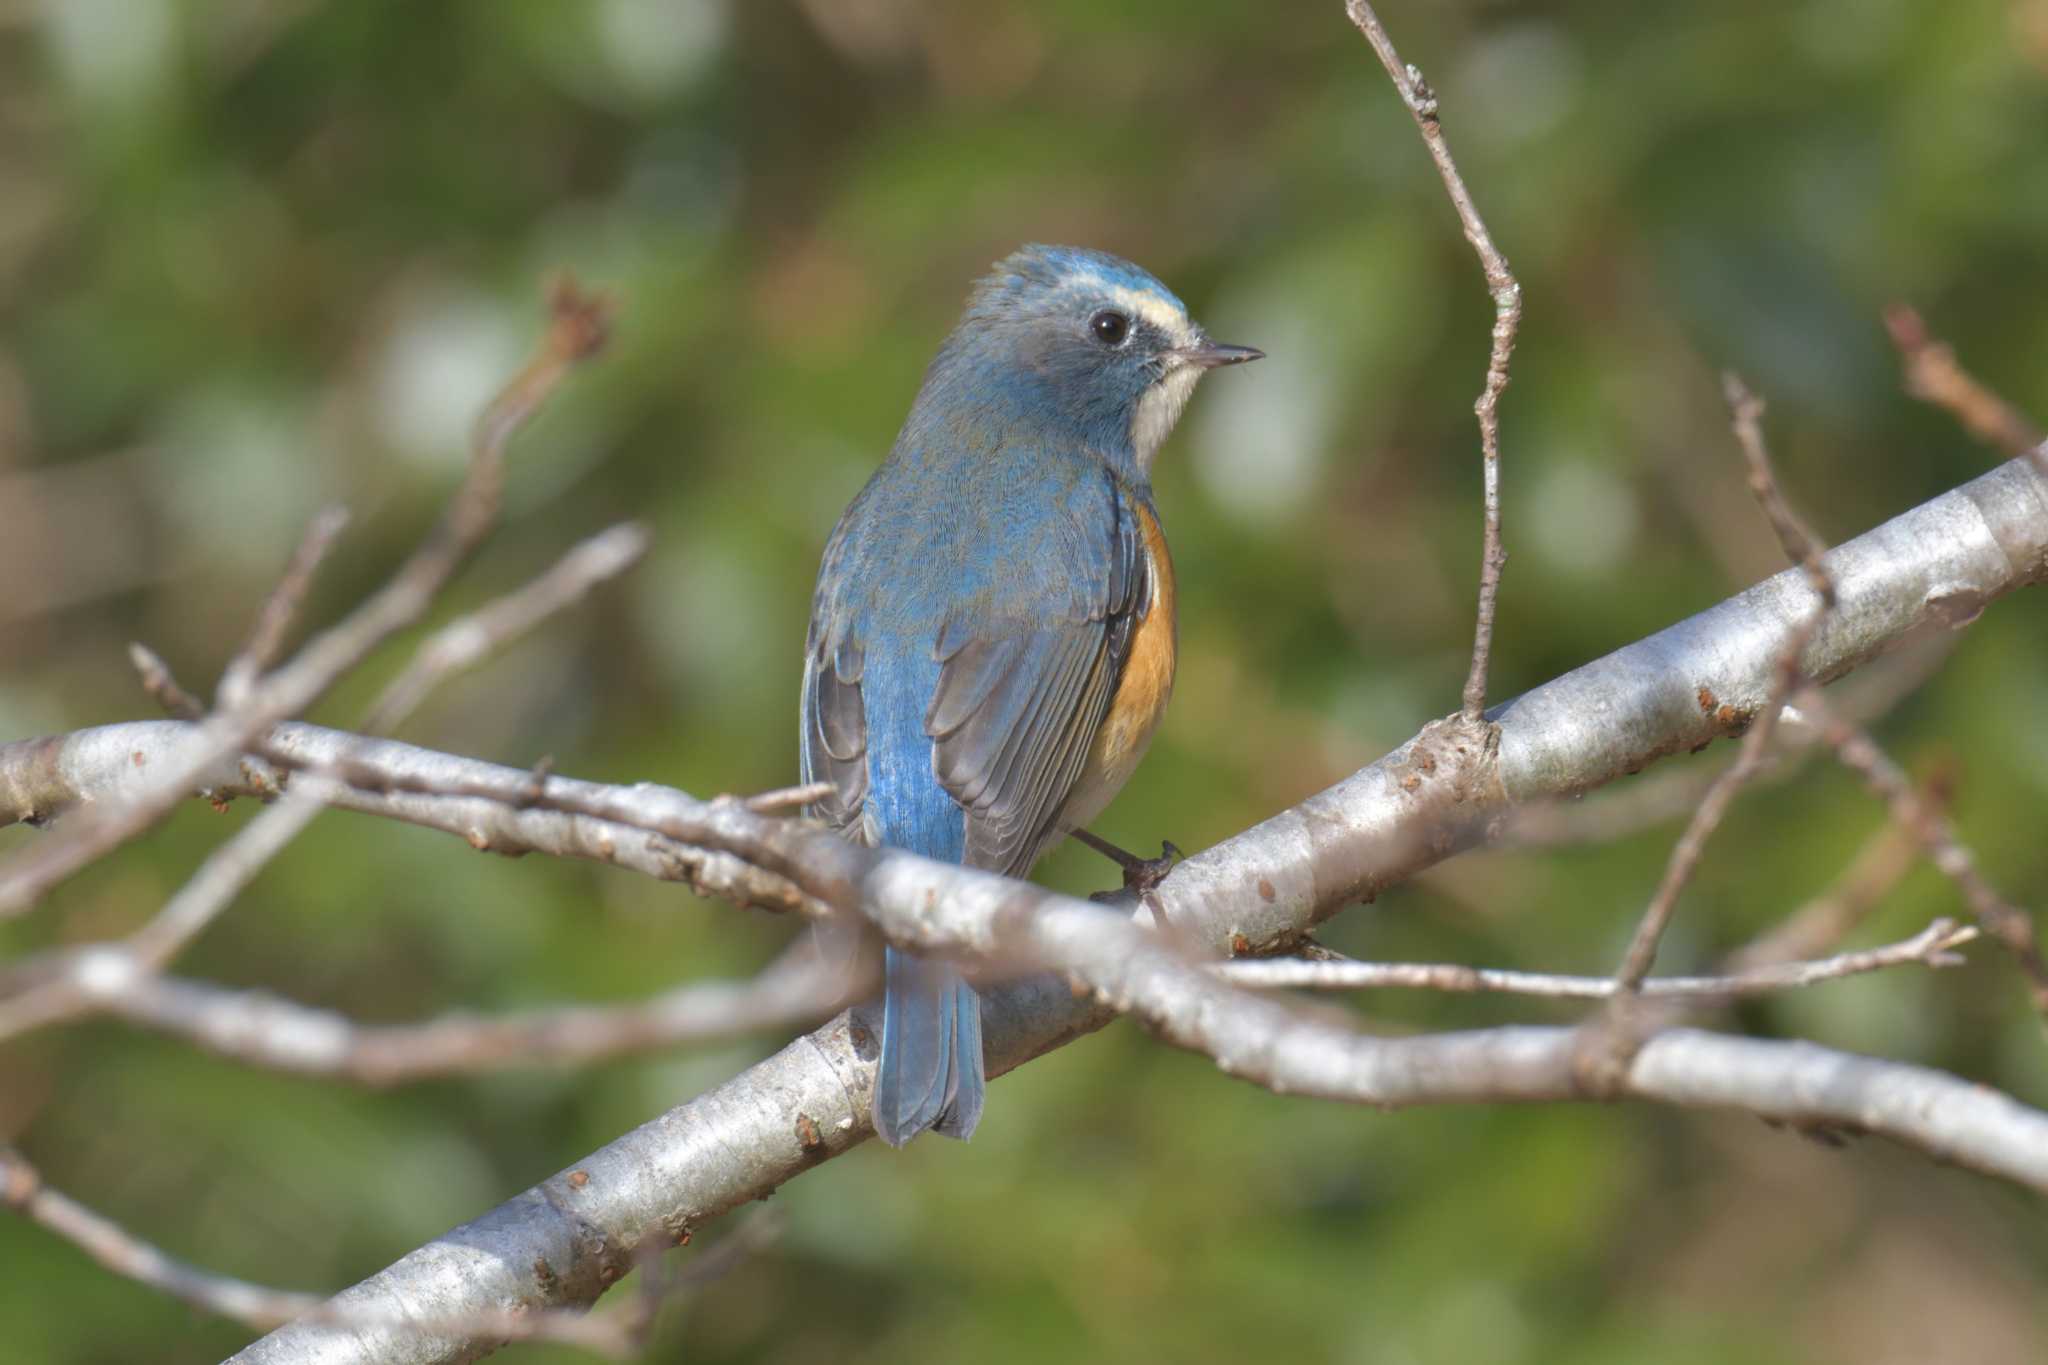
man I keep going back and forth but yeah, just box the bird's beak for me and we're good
[1177,340,1265,370]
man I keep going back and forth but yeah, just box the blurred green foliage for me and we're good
[3,1,2048,1361]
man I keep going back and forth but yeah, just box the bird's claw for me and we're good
[1121,840,1181,898]
[1076,831,1182,929]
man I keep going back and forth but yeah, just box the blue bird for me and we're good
[800,244,1261,1145]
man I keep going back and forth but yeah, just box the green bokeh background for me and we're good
[4,2,2047,1361]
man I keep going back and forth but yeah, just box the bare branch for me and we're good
[1884,303,2045,458]
[1,1145,322,1326]
[0,723,831,917]
[1344,0,1521,722]
[1225,919,1976,998]
[1720,378,2041,1015]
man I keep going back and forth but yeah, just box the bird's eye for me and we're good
[1090,310,1130,347]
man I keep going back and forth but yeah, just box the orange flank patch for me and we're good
[1090,500,1177,788]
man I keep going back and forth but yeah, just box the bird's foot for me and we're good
[1075,829,1182,930]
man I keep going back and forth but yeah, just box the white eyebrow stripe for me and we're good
[1099,283,1197,349]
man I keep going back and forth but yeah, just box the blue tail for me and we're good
[876,947,985,1145]
[858,653,987,1144]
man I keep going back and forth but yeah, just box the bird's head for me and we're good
[929,244,1261,480]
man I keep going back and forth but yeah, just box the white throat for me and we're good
[1131,362,1202,473]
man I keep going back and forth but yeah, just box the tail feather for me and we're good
[858,659,988,1144]
[931,963,984,1140]
[876,947,985,1145]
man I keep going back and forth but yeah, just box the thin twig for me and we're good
[96,945,869,1084]
[126,642,204,721]
[0,782,332,1043]
[1884,304,2044,458]
[1224,917,1976,998]
[216,505,352,711]
[1727,375,1834,595]
[0,1147,642,1355]
[1725,766,1950,971]
[741,782,837,815]
[363,521,648,733]
[1,1145,322,1324]
[1344,0,1521,722]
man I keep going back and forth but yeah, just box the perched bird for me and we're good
[800,244,1261,1145]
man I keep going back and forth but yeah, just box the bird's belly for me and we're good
[1063,501,1176,831]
